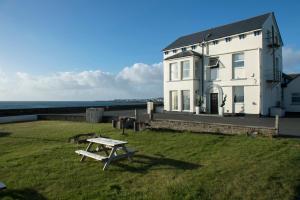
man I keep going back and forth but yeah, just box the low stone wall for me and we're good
[149,119,277,137]
[0,115,38,124]
[38,114,85,122]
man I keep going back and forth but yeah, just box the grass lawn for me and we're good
[0,121,300,200]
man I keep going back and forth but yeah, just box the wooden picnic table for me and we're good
[75,137,135,170]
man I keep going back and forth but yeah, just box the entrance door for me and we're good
[210,93,218,114]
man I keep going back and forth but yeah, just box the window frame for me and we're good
[164,51,169,55]
[182,90,190,111]
[232,53,245,68]
[291,93,300,105]
[170,90,179,111]
[181,47,187,52]
[233,86,244,103]
[172,49,177,53]
[191,45,197,50]
[169,62,179,81]
[181,60,190,80]
[210,67,219,81]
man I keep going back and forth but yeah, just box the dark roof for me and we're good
[163,13,272,51]
[282,73,300,86]
[287,73,300,80]
[164,50,202,60]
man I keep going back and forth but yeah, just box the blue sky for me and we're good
[0,0,299,100]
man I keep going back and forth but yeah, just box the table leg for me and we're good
[103,147,117,171]
[80,142,93,162]
[121,146,132,161]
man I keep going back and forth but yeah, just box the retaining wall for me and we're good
[0,115,38,124]
[150,119,277,137]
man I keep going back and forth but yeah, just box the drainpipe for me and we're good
[201,34,211,105]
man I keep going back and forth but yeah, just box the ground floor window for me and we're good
[182,90,190,111]
[233,86,244,103]
[292,93,300,105]
[170,91,178,110]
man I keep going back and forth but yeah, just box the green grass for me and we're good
[0,121,300,200]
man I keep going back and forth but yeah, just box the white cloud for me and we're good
[0,62,163,101]
[283,47,300,73]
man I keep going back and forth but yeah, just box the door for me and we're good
[210,93,218,114]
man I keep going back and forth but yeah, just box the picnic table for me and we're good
[75,137,135,170]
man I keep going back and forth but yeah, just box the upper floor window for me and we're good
[239,34,246,40]
[173,49,177,54]
[233,86,244,103]
[170,63,179,81]
[181,47,187,52]
[225,37,231,42]
[292,93,300,105]
[213,40,218,45]
[233,53,244,68]
[191,45,197,50]
[182,60,190,79]
[209,57,219,67]
[164,51,169,55]
[254,30,261,36]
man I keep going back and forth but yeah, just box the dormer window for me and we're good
[239,34,246,40]
[213,40,218,45]
[191,45,197,50]
[254,30,261,36]
[173,49,177,53]
[164,51,169,55]
[181,47,187,52]
[225,37,231,42]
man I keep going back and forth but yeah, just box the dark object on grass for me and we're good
[68,133,108,144]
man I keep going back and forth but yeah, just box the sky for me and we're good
[0,0,300,101]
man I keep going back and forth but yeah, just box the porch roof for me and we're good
[164,50,202,61]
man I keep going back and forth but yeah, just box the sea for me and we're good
[0,101,146,110]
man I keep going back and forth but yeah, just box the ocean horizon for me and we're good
[0,101,147,110]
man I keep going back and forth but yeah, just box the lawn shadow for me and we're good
[0,188,47,200]
[113,154,201,173]
[0,132,11,138]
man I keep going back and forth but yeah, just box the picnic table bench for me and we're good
[75,137,135,170]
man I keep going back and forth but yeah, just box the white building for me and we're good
[163,12,285,116]
[282,73,300,113]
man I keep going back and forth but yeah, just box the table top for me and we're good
[87,137,128,146]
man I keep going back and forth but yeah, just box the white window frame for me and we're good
[232,53,245,79]
[170,90,178,111]
[291,93,300,105]
[170,62,179,81]
[233,86,244,103]
[182,90,190,111]
[181,60,190,80]
[210,67,219,81]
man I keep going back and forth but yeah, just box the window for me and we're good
[182,90,190,111]
[191,45,197,50]
[164,51,169,55]
[173,49,177,53]
[254,30,261,36]
[182,60,190,79]
[213,40,218,45]
[170,91,178,110]
[210,67,219,80]
[292,93,300,105]
[225,37,231,42]
[233,86,244,103]
[239,34,246,39]
[181,47,187,52]
[170,63,179,80]
[209,57,219,67]
[233,53,244,68]
[233,53,245,79]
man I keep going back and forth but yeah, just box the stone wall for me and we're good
[149,119,277,137]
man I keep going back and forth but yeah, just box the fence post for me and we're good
[275,115,279,135]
